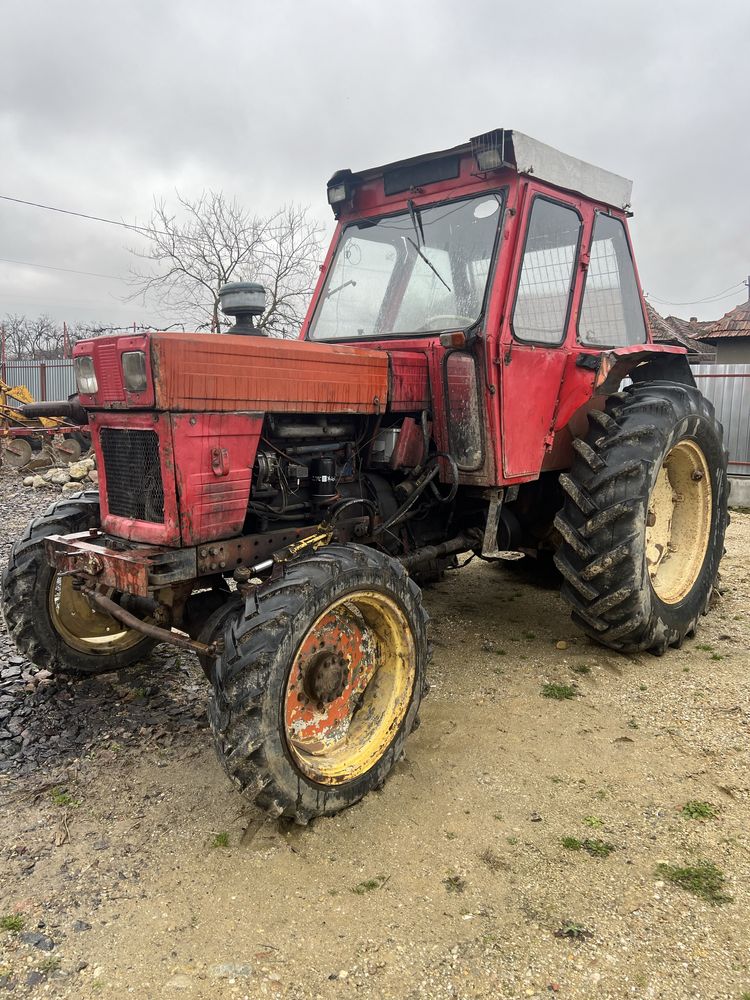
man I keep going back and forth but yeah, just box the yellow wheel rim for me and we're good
[645,439,712,605]
[48,573,146,655]
[284,590,416,785]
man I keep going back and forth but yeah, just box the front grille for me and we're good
[100,428,165,523]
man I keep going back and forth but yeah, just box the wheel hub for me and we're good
[303,650,348,705]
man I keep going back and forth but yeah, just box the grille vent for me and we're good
[100,427,164,523]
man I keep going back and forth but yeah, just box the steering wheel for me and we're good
[420,314,476,331]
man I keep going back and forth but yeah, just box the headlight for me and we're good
[122,351,147,392]
[74,356,98,394]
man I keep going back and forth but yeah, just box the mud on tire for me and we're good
[1,490,155,675]
[554,382,728,655]
[208,544,429,824]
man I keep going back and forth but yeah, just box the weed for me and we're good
[524,631,536,641]
[639,683,648,691]
[627,718,639,730]
[681,800,718,820]
[695,643,714,652]
[561,836,582,851]
[582,838,615,858]
[571,664,590,675]
[39,956,61,973]
[0,915,23,932]
[554,922,592,941]
[583,816,604,829]
[443,874,466,893]
[50,787,78,808]
[493,813,503,821]
[445,831,457,840]
[542,682,577,701]
[594,789,607,801]
[506,836,518,846]
[211,831,230,848]
[549,775,564,784]
[479,848,507,872]
[496,648,507,656]
[710,653,724,661]
[655,861,732,905]
[351,875,388,894]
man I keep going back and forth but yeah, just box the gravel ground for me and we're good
[1,465,749,999]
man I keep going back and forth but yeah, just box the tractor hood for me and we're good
[73,332,388,414]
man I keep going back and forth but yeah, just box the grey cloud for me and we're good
[1,0,748,326]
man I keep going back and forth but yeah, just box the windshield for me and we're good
[308,193,503,341]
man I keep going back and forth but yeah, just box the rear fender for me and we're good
[589,344,695,395]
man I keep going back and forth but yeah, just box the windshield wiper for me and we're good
[325,278,357,299]
[406,237,451,293]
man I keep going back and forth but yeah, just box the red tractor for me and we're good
[2,130,728,822]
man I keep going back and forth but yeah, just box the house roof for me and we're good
[645,303,714,357]
[695,299,750,340]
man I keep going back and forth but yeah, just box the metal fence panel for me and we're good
[692,363,750,476]
[2,360,76,402]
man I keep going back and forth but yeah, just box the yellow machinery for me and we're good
[1,378,82,468]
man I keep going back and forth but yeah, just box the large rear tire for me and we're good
[554,382,728,655]
[2,491,155,675]
[208,544,428,823]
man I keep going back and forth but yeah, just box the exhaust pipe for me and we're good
[16,401,88,424]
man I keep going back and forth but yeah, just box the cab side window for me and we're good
[512,198,582,345]
[578,214,647,347]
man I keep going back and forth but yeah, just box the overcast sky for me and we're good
[1,0,748,329]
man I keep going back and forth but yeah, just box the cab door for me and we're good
[499,188,584,479]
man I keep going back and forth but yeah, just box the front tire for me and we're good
[2,491,155,675]
[554,382,728,654]
[208,544,428,823]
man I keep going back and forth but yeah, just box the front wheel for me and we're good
[208,544,428,823]
[2,491,155,675]
[554,382,728,654]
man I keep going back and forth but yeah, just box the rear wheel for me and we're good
[208,544,428,823]
[2,491,155,675]
[554,382,728,654]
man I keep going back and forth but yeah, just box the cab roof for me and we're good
[329,128,633,213]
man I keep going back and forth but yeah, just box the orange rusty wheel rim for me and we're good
[284,590,416,784]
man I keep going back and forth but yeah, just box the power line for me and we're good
[645,281,745,308]
[0,256,124,280]
[0,193,166,238]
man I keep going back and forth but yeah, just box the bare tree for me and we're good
[127,191,324,336]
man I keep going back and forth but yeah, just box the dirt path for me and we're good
[1,471,749,999]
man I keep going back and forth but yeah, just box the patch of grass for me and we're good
[495,648,507,656]
[681,800,718,820]
[582,838,615,858]
[39,956,61,973]
[479,848,506,872]
[524,631,536,641]
[571,664,590,675]
[710,653,724,661]
[542,682,577,701]
[561,836,582,851]
[655,861,732,905]
[351,875,388,895]
[211,831,230,848]
[443,874,466,894]
[583,816,604,829]
[0,914,24,932]
[554,922,592,941]
[695,643,714,652]
[50,787,78,808]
